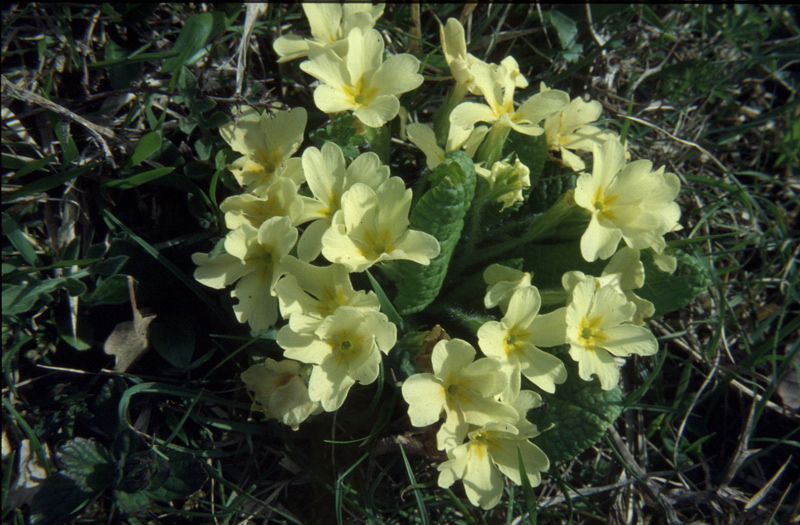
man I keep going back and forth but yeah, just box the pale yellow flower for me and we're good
[542,84,617,171]
[437,421,549,510]
[483,263,533,312]
[273,3,385,62]
[478,286,567,400]
[320,177,440,272]
[565,277,658,390]
[449,61,569,136]
[300,27,423,128]
[241,359,320,430]
[220,107,307,191]
[406,122,488,170]
[574,139,682,262]
[193,216,297,331]
[401,338,518,451]
[475,158,531,211]
[274,256,380,333]
[440,19,527,95]
[296,143,389,261]
[277,306,396,412]
[563,247,655,325]
[219,177,315,230]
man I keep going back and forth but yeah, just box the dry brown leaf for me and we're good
[775,350,800,413]
[103,275,155,372]
[414,324,450,373]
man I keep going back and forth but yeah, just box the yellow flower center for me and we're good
[358,228,393,260]
[445,373,473,411]
[317,285,349,317]
[254,148,284,180]
[331,332,365,365]
[344,77,378,107]
[578,316,607,352]
[592,187,618,220]
[468,430,500,459]
[504,329,528,357]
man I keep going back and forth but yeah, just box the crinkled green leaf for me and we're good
[638,248,712,316]
[57,437,116,492]
[529,347,623,463]
[394,151,476,314]
[505,132,549,189]
[527,161,577,214]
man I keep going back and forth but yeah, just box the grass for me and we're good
[2,3,798,524]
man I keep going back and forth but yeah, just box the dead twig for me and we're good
[2,75,132,165]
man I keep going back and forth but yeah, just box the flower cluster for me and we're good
[402,249,657,507]
[193,21,439,424]
[394,16,677,508]
[194,5,686,511]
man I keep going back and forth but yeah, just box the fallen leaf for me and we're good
[415,325,450,373]
[104,275,155,372]
[3,438,50,511]
[775,349,799,413]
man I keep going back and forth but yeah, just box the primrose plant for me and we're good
[192,4,702,510]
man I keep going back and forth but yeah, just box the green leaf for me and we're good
[3,161,100,203]
[101,39,145,90]
[2,282,40,316]
[2,275,85,315]
[9,154,57,178]
[62,277,87,297]
[505,133,549,190]
[103,167,175,189]
[545,10,584,62]
[529,347,623,463]
[511,241,604,290]
[194,135,213,161]
[162,12,223,75]
[149,314,195,369]
[203,111,230,129]
[366,270,404,331]
[546,10,578,50]
[90,255,130,277]
[57,437,116,492]
[2,212,41,266]
[85,274,131,306]
[527,161,578,214]
[308,112,366,158]
[394,151,477,314]
[638,248,712,317]
[129,131,162,167]
[115,488,152,515]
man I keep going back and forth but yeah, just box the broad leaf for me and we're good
[394,151,477,314]
[529,347,623,463]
